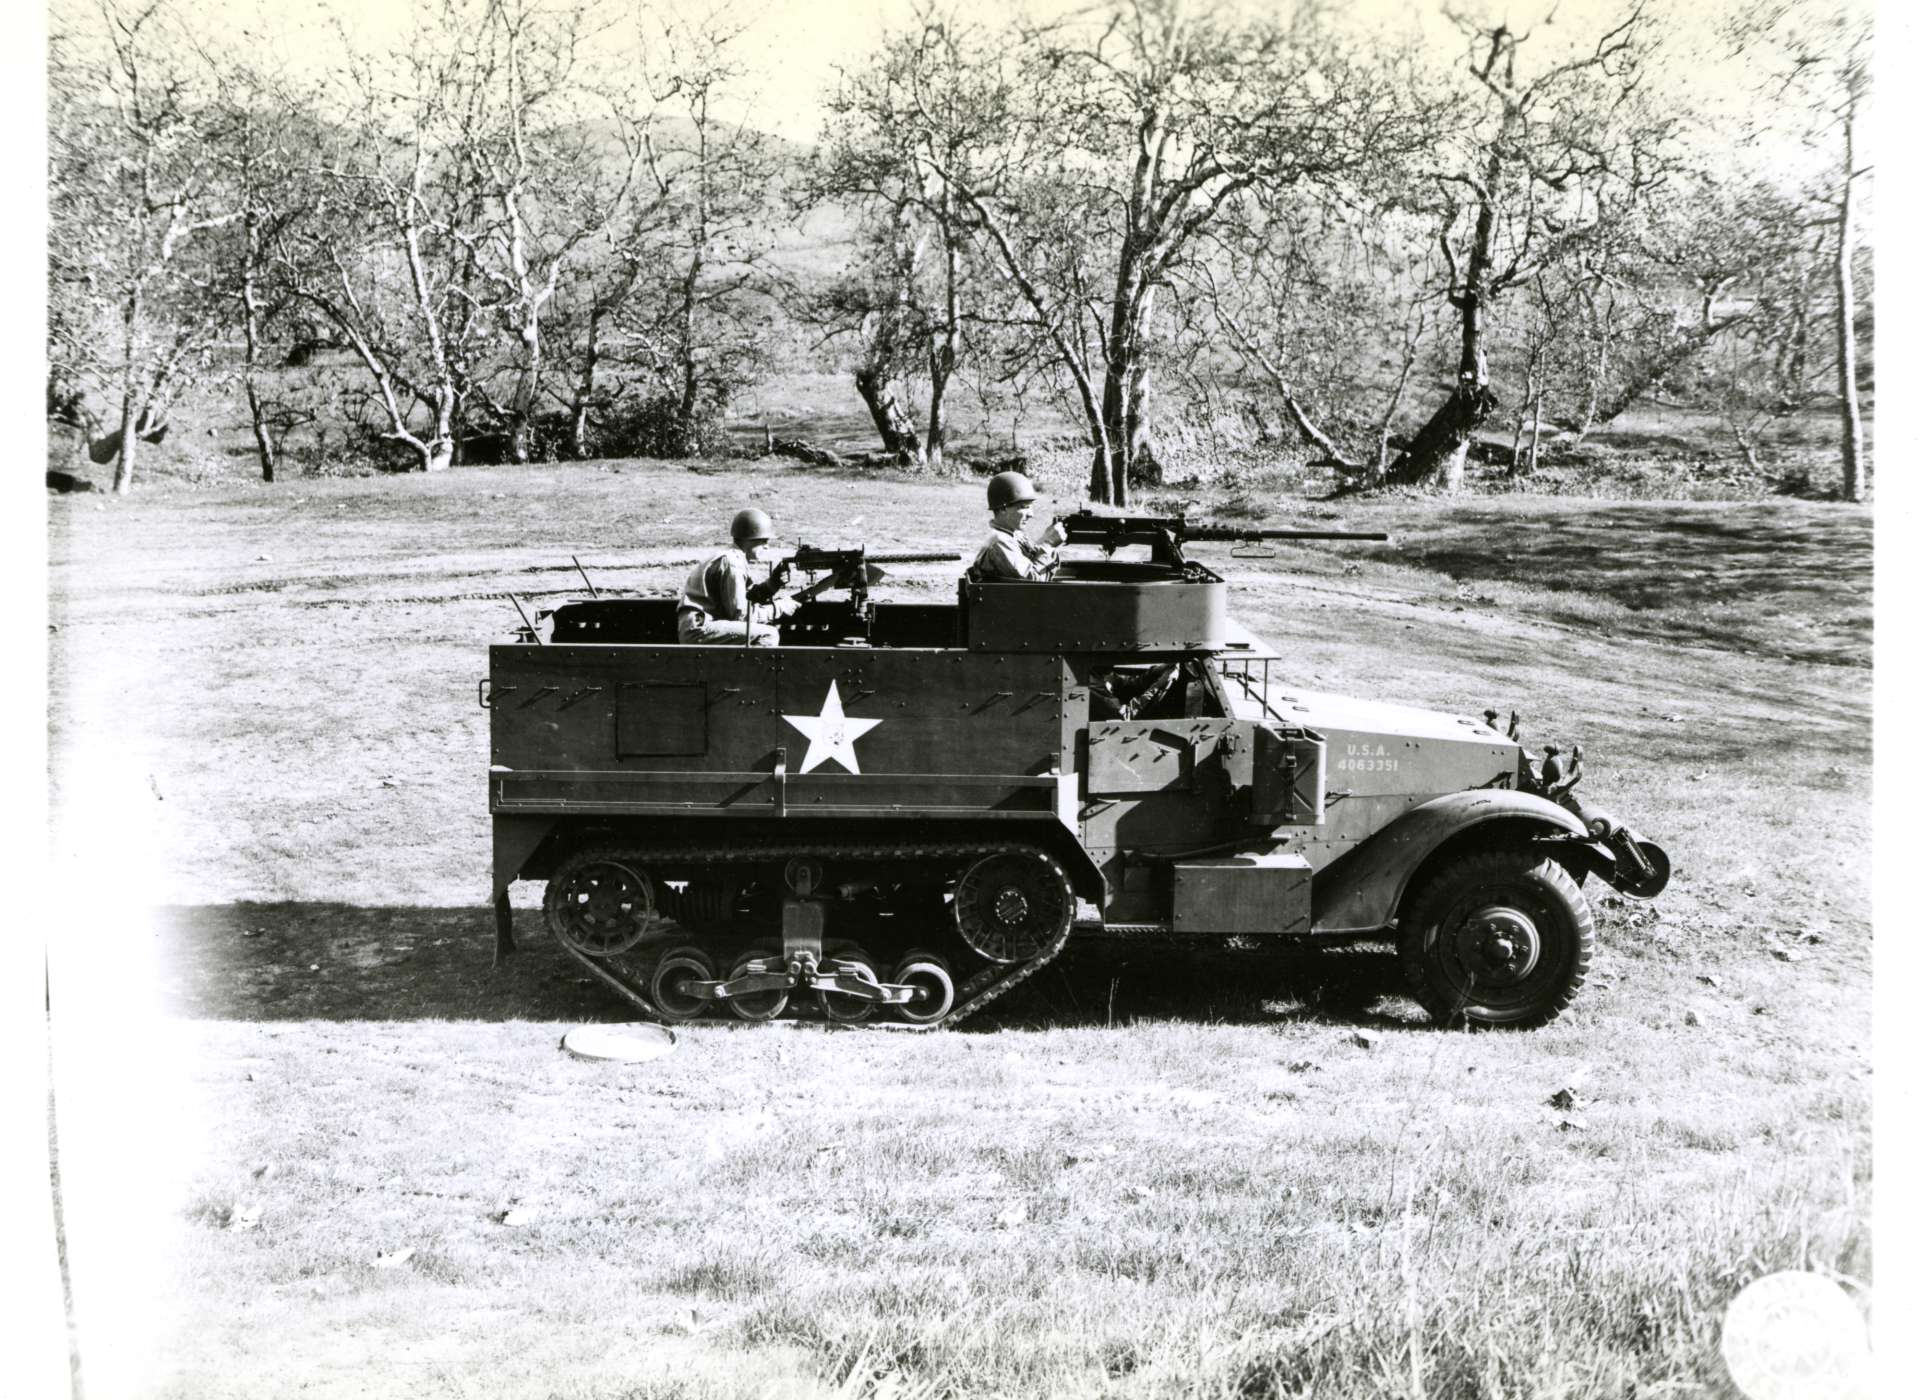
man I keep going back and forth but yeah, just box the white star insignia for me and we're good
[782,680,884,774]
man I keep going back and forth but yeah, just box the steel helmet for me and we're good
[986,471,1038,511]
[730,507,774,546]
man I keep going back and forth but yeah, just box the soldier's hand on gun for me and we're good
[1040,518,1069,548]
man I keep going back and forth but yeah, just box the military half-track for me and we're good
[483,512,1669,1029]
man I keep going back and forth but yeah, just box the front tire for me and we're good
[1397,848,1594,1029]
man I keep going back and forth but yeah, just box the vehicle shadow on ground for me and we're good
[150,903,1422,1030]
[971,936,1428,1032]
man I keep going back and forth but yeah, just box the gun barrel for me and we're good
[790,550,963,566]
[1184,527,1390,543]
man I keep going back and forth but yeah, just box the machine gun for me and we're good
[1054,509,1389,568]
[761,545,963,625]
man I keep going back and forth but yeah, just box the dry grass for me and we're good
[46,456,1871,1398]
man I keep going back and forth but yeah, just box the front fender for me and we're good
[1310,790,1587,935]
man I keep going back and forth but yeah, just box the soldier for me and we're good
[968,471,1069,582]
[677,507,802,645]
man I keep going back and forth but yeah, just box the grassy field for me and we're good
[45,454,1871,1398]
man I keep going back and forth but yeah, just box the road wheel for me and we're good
[890,950,956,1025]
[1397,848,1594,1029]
[650,946,718,1023]
[953,850,1072,963]
[816,946,881,1024]
[544,851,657,957]
[725,947,790,1023]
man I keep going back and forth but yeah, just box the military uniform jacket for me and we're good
[969,527,1057,582]
[679,548,796,623]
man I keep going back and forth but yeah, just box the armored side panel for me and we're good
[490,645,778,813]
[771,649,1066,817]
[489,643,1070,823]
[1079,712,1252,924]
[1171,852,1312,933]
[966,561,1225,654]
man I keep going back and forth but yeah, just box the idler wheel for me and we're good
[725,947,790,1022]
[1397,848,1594,1029]
[544,853,658,957]
[816,946,880,1024]
[650,946,718,1023]
[952,850,1072,964]
[890,950,956,1025]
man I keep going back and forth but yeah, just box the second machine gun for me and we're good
[1050,509,1391,568]
[759,544,963,640]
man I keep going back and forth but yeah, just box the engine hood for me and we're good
[1224,683,1513,748]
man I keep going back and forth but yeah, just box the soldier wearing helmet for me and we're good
[677,507,800,645]
[968,471,1068,582]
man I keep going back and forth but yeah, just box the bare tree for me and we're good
[797,209,936,463]
[814,12,990,469]
[841,0,1410,505]
[50,0,240,494]
[591,9,784,458]
[1190,198,1435,484]
[1729,0,1870,501]
[445,0,643,463]
[1383,2,1675,492]
[201,59,315,484]
[267,8,491,473]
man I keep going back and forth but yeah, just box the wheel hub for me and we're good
[1457,905,1541,985]
[992,887,1031,925]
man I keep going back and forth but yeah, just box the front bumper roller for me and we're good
[1561,794,1670,900]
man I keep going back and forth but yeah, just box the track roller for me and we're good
[724,946,791,1022]
[815,946,882,1024]
[890,949,957,1025]
[650,946,718,1023]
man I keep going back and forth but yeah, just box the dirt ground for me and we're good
[43,459,1874,1399]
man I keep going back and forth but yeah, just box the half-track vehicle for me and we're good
[483,513,1669,1029]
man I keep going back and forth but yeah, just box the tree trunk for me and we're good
[112,279,145,495]
[1099,264,1157,498]
[675,251,702,454]
[1126,352,1159,487]
[926,344,951,472]
[1386,171,1499,492]
[241,228,276,483]
[244,379,276,484]
[1509,354,1539,477]
[571,311,603,458]
[112,396,140,495]
[1834,111,1865,502]
[508,348,538,466]
[1385,297,1495,491]
[1527,389,1544,474]
[424,389,455,472]
[852,368,922,462]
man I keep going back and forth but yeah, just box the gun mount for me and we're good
[775,545,963,629]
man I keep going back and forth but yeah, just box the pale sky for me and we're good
[129,0,1814,145]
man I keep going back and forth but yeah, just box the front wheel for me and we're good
[1397,849,1595,1029]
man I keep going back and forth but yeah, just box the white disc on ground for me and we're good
[561,1024,677,1062]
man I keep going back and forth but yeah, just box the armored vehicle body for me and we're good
[483,513,1668,1028]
